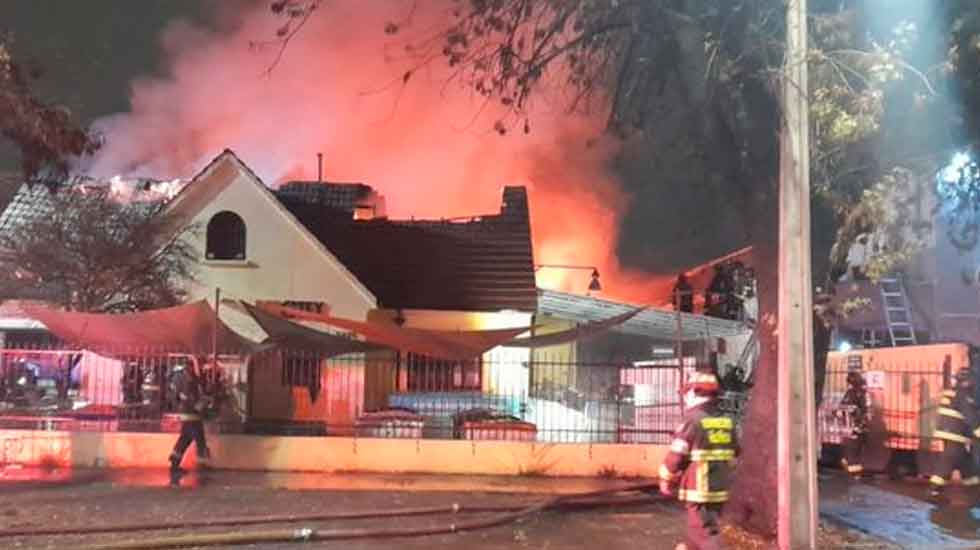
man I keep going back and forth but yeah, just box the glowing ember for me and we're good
[82,1,672,305]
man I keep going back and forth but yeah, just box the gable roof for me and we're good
[164,150,378,308]
[278,187,538,312]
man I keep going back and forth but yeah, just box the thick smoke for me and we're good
[85,1,673,304]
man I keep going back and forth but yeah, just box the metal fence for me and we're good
[819,363,949,453]
[0,344,696,444]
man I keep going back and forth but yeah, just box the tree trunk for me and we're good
[725,231,779,535]
[813,310,831,408]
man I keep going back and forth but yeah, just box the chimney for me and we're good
[353,190,388,220]
[317,153,323,183]
[500,186,530,223]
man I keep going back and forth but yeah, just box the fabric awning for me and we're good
[238,302,387,357]
[504,307,646,348]
[256,303,529,361]
[23,301,259,355]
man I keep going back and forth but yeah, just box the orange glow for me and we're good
[85,1,673,305]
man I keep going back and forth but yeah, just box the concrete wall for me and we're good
[0,429,667,478]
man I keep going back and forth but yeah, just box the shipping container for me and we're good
[820,342,971,458]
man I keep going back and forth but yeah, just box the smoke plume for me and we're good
[84,0,674,305]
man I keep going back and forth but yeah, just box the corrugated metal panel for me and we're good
[537,289,749,341]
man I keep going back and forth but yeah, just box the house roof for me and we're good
[161,150,378,308]
[276,181,375,214]
[278,187,538,312]
[0,179,168,238]
[0,184,53,236]
[538,289,749,341]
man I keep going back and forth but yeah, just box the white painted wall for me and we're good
[181,167,376,321]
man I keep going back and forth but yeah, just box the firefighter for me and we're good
[659,371,738,550]
[836,370,872,480]
[928,368,979,499]
[704,265,729,318]
[168,363,211,475]
[672,273,694,313]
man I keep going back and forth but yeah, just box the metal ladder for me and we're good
[879,276,917,347]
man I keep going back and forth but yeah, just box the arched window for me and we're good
[206,211,246,260]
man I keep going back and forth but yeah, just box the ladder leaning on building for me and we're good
[879,276,917,347]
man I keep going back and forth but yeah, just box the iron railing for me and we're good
[0,344,700,444]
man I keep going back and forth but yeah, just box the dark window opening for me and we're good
[403,353,482,392]
[282,351,322,401]
[206,211,246,260]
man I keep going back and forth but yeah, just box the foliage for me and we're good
[935,152,980,251]
[0,185,197,312]
[810,14,941,287]
[947,1,980,146]
[0,35,99,179]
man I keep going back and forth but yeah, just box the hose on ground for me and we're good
[65,481,664,550]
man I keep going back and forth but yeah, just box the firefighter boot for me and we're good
[929,484,947,503]
[168,452,185,474]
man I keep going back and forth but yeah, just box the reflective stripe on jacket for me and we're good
[660,404,739,504]
[933,388,978,446]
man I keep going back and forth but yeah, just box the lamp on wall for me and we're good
[534,264,603,294]
[393,309,406,326]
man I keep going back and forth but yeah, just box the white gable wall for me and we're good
[182,165,376,321]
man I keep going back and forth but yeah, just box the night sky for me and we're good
[0,1,218,127]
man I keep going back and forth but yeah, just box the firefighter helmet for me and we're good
[846,372,866,387]
[683,371,720,396]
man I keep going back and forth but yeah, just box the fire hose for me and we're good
[1,481,663,550]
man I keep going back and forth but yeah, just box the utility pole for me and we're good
[778,0,817,549]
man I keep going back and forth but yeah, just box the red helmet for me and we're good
[683,372,720,396]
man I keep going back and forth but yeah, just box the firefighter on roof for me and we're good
[659,371,739,550]
[836,370,872,480]
[929,368,980,499]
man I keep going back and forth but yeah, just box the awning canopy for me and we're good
[239,302,387,357]
[505,307,646,348]
[23,301,259,355]
[256,303,529,361]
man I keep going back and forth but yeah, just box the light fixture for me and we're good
[393,309,406,326]
[838,341,852,353]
